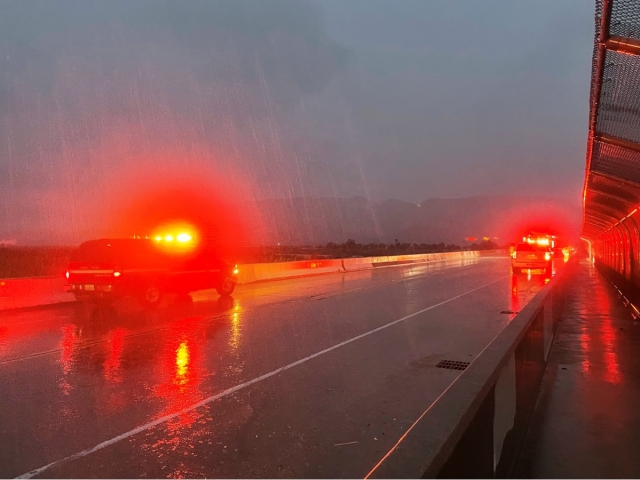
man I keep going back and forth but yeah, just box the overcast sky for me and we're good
[0,0,594,242]
[316,0,594,202]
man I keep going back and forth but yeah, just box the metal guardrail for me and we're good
[366,257,576,478]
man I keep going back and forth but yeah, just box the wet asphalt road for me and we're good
[0,256,556,478]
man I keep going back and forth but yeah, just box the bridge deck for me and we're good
[1,256,549,478]
[516,259,640,478]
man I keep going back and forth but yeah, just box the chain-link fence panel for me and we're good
[587,172,640,204]
[610,0,640,40]
[596,50,640,143]
[584,0,640,243]
[590,139,640,184]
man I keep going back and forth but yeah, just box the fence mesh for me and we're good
[590,140,640,184]
[584,0,640,238]
[610,0,640,40]
[587,171,640,204]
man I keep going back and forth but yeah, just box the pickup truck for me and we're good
[65,238,238,307]
[511,242,553,275]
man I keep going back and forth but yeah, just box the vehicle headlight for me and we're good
[545,252,551,261]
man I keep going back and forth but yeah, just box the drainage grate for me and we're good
[435,360,470,371]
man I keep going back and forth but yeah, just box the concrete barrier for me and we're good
[342,257,375,272]
[0,250,505,311]
[0,276,75,311]
[249,258,345,282]
[366,249,496,267]
[367,256,575,479]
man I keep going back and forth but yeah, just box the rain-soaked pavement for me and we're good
[516,259,640,478]
[0,256,555,478]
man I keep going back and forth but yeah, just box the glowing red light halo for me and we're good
[96,156,266,258]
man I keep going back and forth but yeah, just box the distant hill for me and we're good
[256,195,582,246]
[3,194,582,247]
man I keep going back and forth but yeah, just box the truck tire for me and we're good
[139,283,163,308]
[216,276,236,297]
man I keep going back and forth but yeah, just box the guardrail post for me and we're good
[494,307,546,477]
[493,354,516,471]
[436,387,495,479]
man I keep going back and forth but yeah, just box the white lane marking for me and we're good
[16,275,508,479]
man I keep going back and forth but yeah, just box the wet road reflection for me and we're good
[103,327,125,384]
[509,267,554,319]
[0,258,484,364]
[153,316,207,423]
[229,304,243,351]
[0,257,564,478]
[147,315,212,467]
[58,324,79,396]
[577,272,621,384]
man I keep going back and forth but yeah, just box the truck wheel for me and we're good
[216,276,236,297]
[140,284,163,308]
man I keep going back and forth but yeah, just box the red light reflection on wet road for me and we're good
[0,325,8,356]
[510,271,550,320]
[152,316,208,431]
[59,324,79,395]
[580,332,590,373]
[596,287,621,384]
[104,328,125,384]
[597,281,621,384]
[510,275,522,316]
[229,304,243,351]
[578,273,621,384]
[602,320,621,384]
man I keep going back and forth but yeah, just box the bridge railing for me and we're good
[367,257,575,479]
